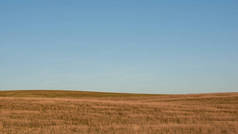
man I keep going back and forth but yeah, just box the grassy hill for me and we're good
[0,90,158,98]
[0,90,238,134]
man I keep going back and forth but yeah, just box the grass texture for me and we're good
[0,90,238,134]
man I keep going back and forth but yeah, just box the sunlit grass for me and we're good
[0,90,237,134]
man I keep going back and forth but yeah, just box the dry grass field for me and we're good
[0,90,238,134]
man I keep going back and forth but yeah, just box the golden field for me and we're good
[0,90,238,134]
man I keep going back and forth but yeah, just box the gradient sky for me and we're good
[1,0,238,93]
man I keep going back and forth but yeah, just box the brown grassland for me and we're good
[0,90,238,134]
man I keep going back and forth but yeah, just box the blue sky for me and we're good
[0,0,238,93]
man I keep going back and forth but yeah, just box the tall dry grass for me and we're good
[0,90,238,134]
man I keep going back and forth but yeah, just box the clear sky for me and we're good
[1,0,238,93]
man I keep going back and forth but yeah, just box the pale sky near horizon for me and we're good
[0,0,238,94]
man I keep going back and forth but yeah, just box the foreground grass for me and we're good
[0,90,238,134]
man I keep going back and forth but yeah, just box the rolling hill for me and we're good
[0,90,238,134]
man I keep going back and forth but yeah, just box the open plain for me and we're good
[0,90,238,134]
